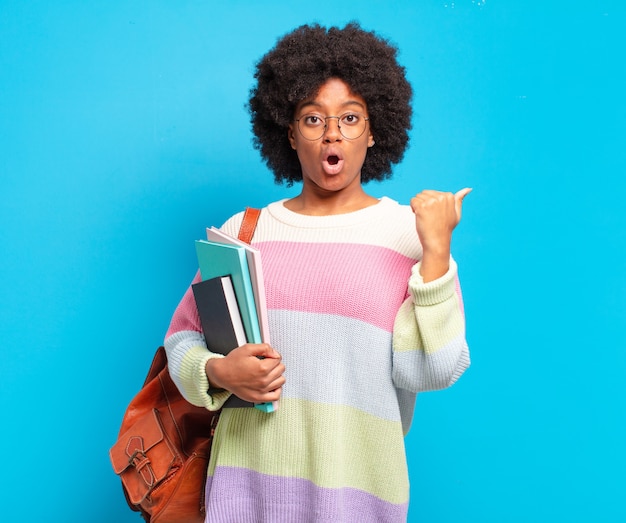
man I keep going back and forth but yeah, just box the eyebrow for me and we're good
[297,100,366,112]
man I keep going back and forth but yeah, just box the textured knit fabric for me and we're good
[164,197,470,523]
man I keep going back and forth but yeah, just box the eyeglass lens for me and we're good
[297,113,368,140]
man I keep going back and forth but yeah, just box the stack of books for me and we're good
[192,227,274,412]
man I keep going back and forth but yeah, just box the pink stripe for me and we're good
[165,271,202,337]
[259,241,415,332]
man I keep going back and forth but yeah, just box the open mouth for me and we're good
[322,151,344,175]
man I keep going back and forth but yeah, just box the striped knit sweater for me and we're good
[164,197,470,523]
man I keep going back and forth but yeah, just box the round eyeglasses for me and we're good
[294,112,370,141]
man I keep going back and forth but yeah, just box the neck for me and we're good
[284,188,379,216]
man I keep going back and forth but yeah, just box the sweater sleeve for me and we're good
[163,270,233,411]
[391,257,470,392]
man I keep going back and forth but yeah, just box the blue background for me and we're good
[1,1,625,522]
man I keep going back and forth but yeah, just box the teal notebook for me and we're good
[195,240,262,344]
[195,239,275,413]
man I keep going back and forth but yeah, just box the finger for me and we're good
[418,189,441,197]
[263,347,282,360]
[412,190,443,205]
[454,187,472,218]
[251,344,281,359]
[260,359,285,378]
[266,375,286,393]
[454,187,473,201]
[410,192,434,213]
[258,387,282,402]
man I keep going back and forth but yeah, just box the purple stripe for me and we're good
[204,467,408,523]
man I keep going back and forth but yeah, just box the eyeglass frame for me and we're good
[293,111,370,141]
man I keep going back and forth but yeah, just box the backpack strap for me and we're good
[237,207,261,244]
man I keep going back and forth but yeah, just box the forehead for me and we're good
[296,78,367,113]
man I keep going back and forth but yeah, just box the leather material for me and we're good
[110,346,216,522]
[110,208,260,522]
[237,207,261,244]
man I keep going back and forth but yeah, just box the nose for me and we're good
[323,116,342,142]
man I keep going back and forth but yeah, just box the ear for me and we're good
[367,130,375,148]
[288,124,297,150]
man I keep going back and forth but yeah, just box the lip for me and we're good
[321,148,344,175]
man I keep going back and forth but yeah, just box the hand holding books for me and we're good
[204,343,284,407]
[193,231,281,412]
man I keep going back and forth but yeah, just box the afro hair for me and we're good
[248,22,413,185]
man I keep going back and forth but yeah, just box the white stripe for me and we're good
[270,309,402,422]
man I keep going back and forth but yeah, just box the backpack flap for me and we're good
[110,408,178,505]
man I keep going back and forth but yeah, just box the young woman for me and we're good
[165,22,470,522]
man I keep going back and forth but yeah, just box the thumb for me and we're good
[454,187,472,219]
[254,344,281,360]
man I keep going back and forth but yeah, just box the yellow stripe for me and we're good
[393,295,464,354]
[209,399,409,504]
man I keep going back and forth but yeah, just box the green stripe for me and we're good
[209,399,409,504]
[393,294,464,354]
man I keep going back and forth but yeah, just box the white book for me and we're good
[206,226,271,344]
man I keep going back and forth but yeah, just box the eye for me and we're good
[302,114,324,127]
[340,113,361,126]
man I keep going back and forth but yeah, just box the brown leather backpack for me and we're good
[109,208,261,522]
[110,345,217,522]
